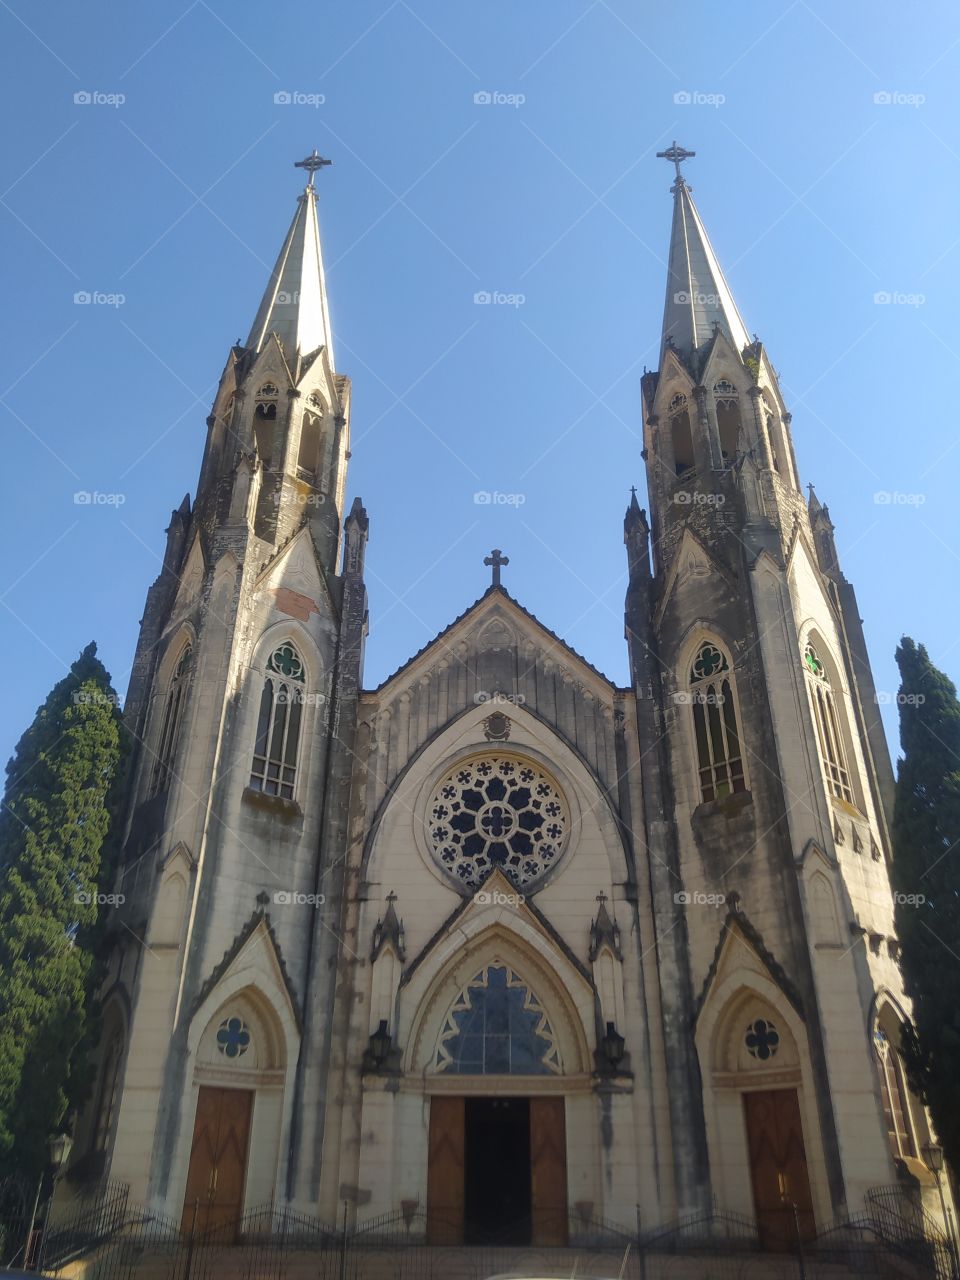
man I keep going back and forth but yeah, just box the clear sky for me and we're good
[1,1,957,771]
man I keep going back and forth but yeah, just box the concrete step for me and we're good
[74,1244,890,1280]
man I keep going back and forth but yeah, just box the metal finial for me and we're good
[294,149,332,189]
[656,141,696,191]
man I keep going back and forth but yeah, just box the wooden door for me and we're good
[427,1096,465,1244]
[180,1086,254,1238]
[744,1089,815,1251]
[530,1097,567,1246]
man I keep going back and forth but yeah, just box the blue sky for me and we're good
[1,1,957,770]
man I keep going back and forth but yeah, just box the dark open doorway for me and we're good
[464,1097,531,1244]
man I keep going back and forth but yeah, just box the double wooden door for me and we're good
[743,1088,815,1251]
[181,1086,254,1237]
[427,1095,568,1245]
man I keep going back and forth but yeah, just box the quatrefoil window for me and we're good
[427,755,569,891]
[745,1018,780,1061]
[267,643,304,682]
[216,1016,251,1059]
[691,642,728,682]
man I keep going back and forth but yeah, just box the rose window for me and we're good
[427,755,568,890]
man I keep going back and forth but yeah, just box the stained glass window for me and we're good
[803,642,853,804]
[427,756,568,890]
[745,1018,780,1061]
[434,964,561,1075]
[688,642,746,803]
[216,1016,251,1059]
[875,1025,916,1159]
[151,644,192,795]
[93,1032,124,1151]
[249,644,305,800]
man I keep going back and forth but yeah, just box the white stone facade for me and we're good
[67,167,951,1249]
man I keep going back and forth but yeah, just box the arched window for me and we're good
[297,411,322,484]
[803,642,853,804]
[433,964,562,1075]
[93,1030,124,1152]
[874,1024,916,1159]
[669,394,694,476]
[765,412,782,473]
[151,644,192,795]
[688,641,746,803]
[249,642,306,800]
[714,380,740,467]
[255,383,279,420]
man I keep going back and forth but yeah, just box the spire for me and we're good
[658,146,750,363]
[247,156,335,367]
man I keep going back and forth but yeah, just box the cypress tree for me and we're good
[891,637,960,1172]
[0,643,126,1180]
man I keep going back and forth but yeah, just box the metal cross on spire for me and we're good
[294,149,332,189]
[484,548,509,587]
[656,141,695,190]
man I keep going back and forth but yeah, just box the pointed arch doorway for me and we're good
[424,962,570,1245]
[427,1094,567,1246]
[180,1085,253,1236]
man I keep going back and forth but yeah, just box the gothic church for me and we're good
[72,146,936,1249]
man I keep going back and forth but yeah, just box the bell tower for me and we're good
[95,154,368,1215]
[625,145,921,1226]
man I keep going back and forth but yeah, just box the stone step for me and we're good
[81,1244,890,1280]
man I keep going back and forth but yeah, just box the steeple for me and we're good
[658,148,750,364]
[246,156,335,367]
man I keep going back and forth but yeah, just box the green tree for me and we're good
[0,643,126,1180]
[892,637,960,1173]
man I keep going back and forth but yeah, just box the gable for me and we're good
[254,525,336,621]
[655,528,735,628]
[371,587,620,704]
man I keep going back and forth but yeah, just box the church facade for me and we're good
[71,149,939,1248]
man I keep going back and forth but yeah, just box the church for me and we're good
[69,144,939,1251]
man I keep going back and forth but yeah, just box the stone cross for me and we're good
[484,548,509,587]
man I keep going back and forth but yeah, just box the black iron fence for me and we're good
[13,1190,958,1280]
[40,1180,130,1271]
[0,1172,36,1268]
